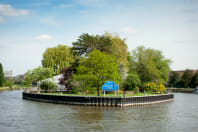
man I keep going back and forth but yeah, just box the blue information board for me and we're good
[102,81,119,91]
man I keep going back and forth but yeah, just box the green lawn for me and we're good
[40,92,158,97]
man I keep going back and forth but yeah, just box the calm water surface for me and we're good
[0,90,198,132]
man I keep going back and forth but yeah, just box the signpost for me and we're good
[102,81,119,96]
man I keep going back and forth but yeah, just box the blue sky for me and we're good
[0,0,198,76]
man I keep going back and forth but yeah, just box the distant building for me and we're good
[4,70,13,78]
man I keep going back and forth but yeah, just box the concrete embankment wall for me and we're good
[170,88,193,93]
[23,92,174,107]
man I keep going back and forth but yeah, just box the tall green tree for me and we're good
[105,33,128,67]
[72,33,112,57]
[190,72,198,88]
[42,45,75,74]
[129,46,171,86]
[73,50,121,96]
[24,67,55,86]
[179,69,193,88]
[72,33,129,79]
[0,63,4,86]
[168,71,180,88]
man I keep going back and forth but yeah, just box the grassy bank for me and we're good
[40,92,161,97]
[0,85,30,91]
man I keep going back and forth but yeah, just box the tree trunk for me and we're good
[97,82,100,96]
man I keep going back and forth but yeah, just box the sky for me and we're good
[0,0,198,76]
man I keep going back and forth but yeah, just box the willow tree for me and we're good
[42,45,75,74]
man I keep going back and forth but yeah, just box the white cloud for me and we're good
[0,16,4,23]
[120,27,137,35]
[0,4,29,16]
[35,34,53,41]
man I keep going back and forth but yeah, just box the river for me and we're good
[0,90,198,132]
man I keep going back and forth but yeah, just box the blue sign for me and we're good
[102,81,119,91]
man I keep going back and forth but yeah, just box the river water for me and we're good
[0,90,198,132]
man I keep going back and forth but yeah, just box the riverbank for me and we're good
[0,86,30,91]
[23,92,174,107]
[170,88,194,93]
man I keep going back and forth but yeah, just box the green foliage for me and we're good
[179,69,193,88]
[106,33,128,68]
[40,80,58,93]
[129,46,171,85]
[0,63,4,86]
[24,67,55,86]
[72,33,129,80]
[143,82,166,93]
[73,49,122,96]
[42,45,75,74]
[168,71,180,88]
[133,87,139,94]
[123,72,141,91]
[190,72,198,88]
[4,78,14,88]
[143,82,157,92]
[72,33,112,57]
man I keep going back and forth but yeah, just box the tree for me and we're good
[123,72,141,91]
[24,67,55,86]
[0,63,4,86]
[59,67,73,90]
[73,50,121,96]
[168,71,180,88]
[129,46,171,86]
[179,69,193,88]
[42,45,75,74]
[190,72,198,88]
[72,33,129,79]
[40,80,58,93]
[72,33,112,57]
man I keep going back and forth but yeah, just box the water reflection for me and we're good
[0,90,198,132]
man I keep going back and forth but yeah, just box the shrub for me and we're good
[40,80,58,93]
[159,84,166,93]
[123,73,141,91]
[134,87,139,94]
[143,82,157,92]
[143,82,166,94]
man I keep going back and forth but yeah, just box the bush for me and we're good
[123,73,141,91]
[134,87,139,94]
[40,80,58,93]
[143,82,157,92]
[159,84,166,93]
[143,82,166,94]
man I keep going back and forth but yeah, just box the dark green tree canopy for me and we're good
[123,72,141,91]
[190,72,198,88]
[42,45,75,74]
[168,71,180,88]
[72,33,112,57]
[179,69,193,88]
[0,63,4,86]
